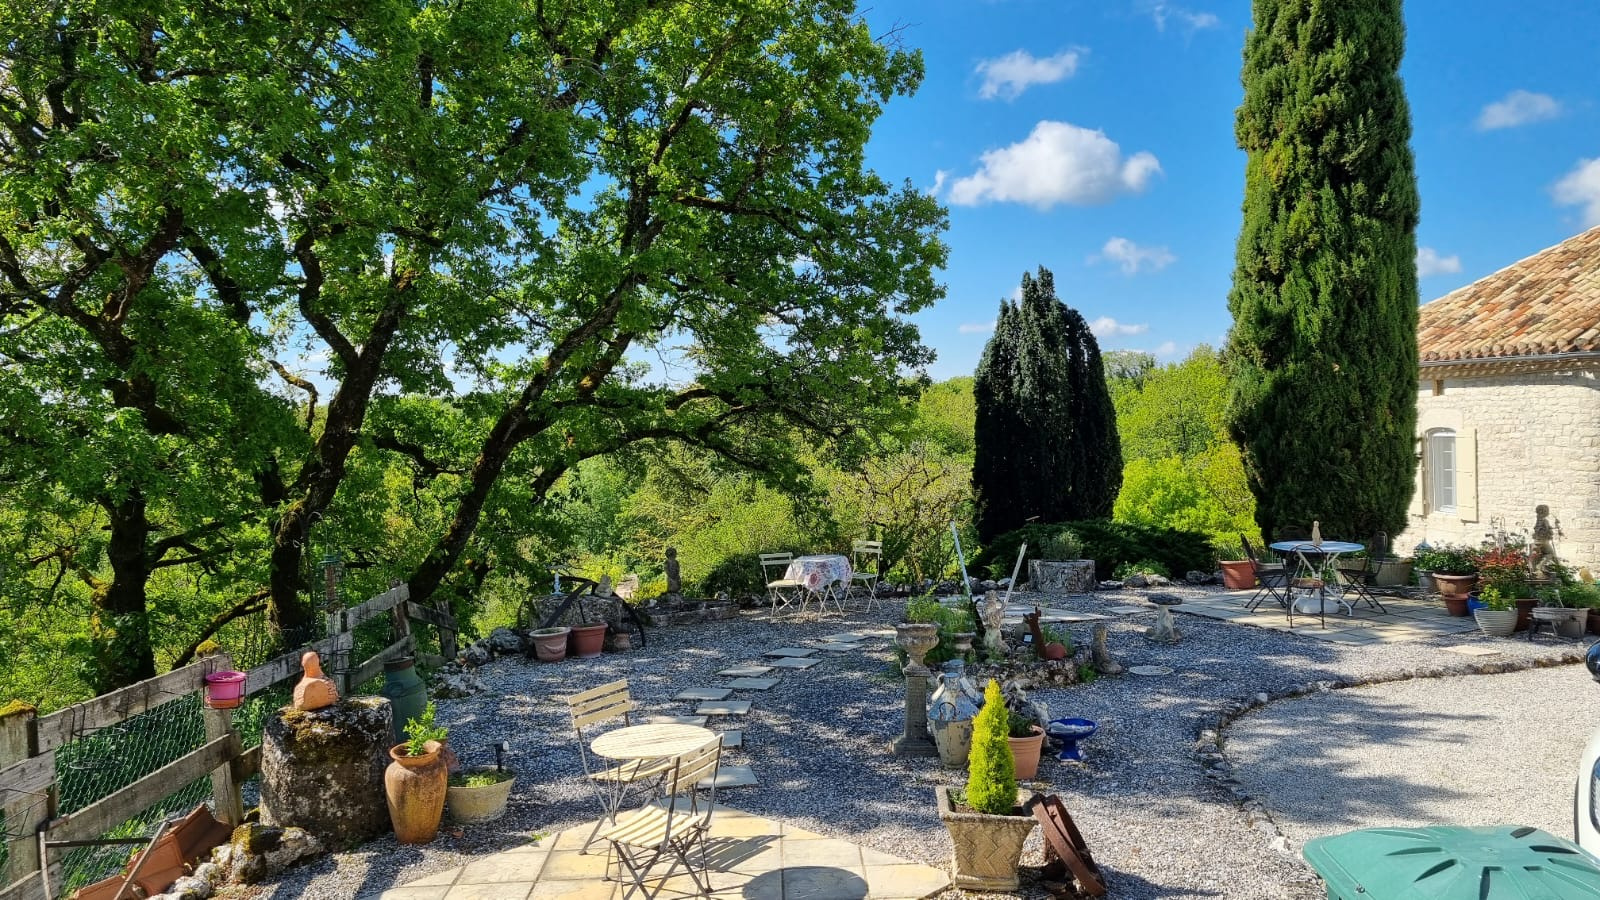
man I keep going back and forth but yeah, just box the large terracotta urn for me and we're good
[385,740,448,844]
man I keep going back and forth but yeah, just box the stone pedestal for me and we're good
[1146,594,1183,643]
[261,697,393,850]
[893,623,939,757]
[1028,560,1096,594]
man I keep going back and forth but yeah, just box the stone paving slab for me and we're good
[379,804,947,900]
[696,700,753,715]
[1443,644,1501,656]
[727,677,781,691]
[717,665,774,677]
[701,764,759,788]
[674,687,733,701]
[813,641,862,652]
[764,647,818,658]
[766,657,821,670]
[718,730,743,748]
[1107,605,1148,614]
[644,715,710,726]
[819,632,867,642]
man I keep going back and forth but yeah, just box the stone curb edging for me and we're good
[1191,649,1588,861]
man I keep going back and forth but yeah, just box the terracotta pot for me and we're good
[1433,573,1478,597]
[1515,598,1539,632]
[1007,725,1045,780]
[1041,642,1068,661]
[569,623,608,659]
[530,627,569,662]
[1442,595,1470,617]
[386,741,448,844]
[935,786,1038,892]
[1219,560,1256,590]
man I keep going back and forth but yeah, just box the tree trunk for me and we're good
[91,495,157,693]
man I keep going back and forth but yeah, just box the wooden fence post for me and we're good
[200,654,245,827]
[0,702,50,889]
[324,607,350,696]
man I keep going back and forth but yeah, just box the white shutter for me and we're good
[1456,428,1478,522]
[1408,437,1426,517]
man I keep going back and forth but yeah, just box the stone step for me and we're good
[819,632,868,643]
[699,764,758,789]
[727,677,780,691]
[812,641,862,652]
[696,700,753,716]
[673,687,733,701]
[644,715,710,726]
[718,730,743,749]
[764,647,818,658]
[717,665,775,677]
[767,657,821,670]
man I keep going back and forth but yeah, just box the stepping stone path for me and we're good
[674,687,733,701]
[651,628,887,793]
[1108,605,1147,615]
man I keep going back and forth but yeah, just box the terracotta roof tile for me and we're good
[1419,226,1600,362]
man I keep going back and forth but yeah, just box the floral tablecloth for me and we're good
[785,555,853,592]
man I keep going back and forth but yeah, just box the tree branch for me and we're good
[171,589,270,667]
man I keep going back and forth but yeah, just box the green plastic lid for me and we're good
[1303,826,1600,898]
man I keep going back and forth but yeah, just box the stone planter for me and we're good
[569,623,608,659]
[446,768,515,824]
[1532,606,1588,639]
[1219,560,1255,590]
[935,786,1038,892]
[1433,573,1478,598]
[1007,725,1045,780]
[1372,558,1414,587]
[530,627,569,662]
[1027,560,1096,594]
[1473,609,1517,637]
[386,740,448,844]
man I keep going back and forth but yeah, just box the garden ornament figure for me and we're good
[1531,505,1560,578]
[664,547,682,596]
[1091,624,1124,675]
[292,651,339,711]
[981,590,1007,657]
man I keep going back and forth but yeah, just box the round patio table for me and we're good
[1269,541,1363,616]
[590,722,716,761]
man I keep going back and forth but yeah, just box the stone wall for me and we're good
[1394,368,1600,568]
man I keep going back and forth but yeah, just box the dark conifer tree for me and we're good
[973,268,1122,542]
[1224,0,1420,542]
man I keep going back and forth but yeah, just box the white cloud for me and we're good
[947,121,1162,209]
[1154,340,1180,357]
[1553,157,1600,227]
[1090,317,1150,337]
[959,321,997,334]
[1415,247,1462,277]
[928,170,948,196]
[976,49,1083,101]
[1094,237,1176,274]
[1476,90,1563,131]
[1145,2,1220,31]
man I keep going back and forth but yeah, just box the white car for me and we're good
[1579,641,1600,857]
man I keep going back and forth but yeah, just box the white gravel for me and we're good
[242,587,1590,900]
[1225,666,1600,849]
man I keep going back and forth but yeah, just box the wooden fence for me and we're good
[0,584,455,900]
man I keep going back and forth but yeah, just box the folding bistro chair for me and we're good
[1241,534,1289,611]
[564,680,672,853]
[850,540,884,611]
[1284,543,1330,629]
[760,553,804,618]
[1333,555,1386,614]
[600,736,724,900]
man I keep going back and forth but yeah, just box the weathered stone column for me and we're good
[893,623,939,756]
[260,696,393,850]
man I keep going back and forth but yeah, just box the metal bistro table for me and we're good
[591,722,718,763]
[1269,540,1363,624]
[784,554,852,616]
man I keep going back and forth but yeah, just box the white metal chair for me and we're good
[850,540,883,611]
[600,736,724,900]
[760,552,804,618]
[564,680,672,853]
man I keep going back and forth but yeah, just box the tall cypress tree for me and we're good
[1224,0,1420,543]
[974,268,1122,542]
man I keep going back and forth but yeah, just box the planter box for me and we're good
[1372,558,1413,587]
[935,786,1038,892]
[1028,560,1096,595]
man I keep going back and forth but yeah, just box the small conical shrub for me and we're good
[966,679,1017,815]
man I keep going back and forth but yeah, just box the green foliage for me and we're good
[973,268,1122,542]
[965,680,1018,816]
[403,703,449,757]
[1557,582,1600,610]
[1471,545,1532,598]
[903,597,976,668]
[1224,0,1421,542]
[1414,545,1477,576]
[972,521,1214,584]
[1038,530,1084,561]
[1113,559,1168,580]
[1114,450,1257,549]
[1041,625,1074,655]
[449,770,514,788]
[1477,586,1511,612]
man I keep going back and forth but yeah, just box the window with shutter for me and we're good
[1427,429,1456,514]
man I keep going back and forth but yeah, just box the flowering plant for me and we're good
[1472,545,1531,598]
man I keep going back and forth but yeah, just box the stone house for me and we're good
[1394,225,1600,568]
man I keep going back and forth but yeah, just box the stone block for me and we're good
[1027,560,1096,594]
[260,697,393,850]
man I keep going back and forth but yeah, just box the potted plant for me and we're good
[1004,684,1046,781]
[1026,530,1096,594]
[1562,582,1600,635]
[385,702,450,844]
[530,626,570,662]
[1417,545,1477,612]
[569,621,608,659]
[1472,586,1517,637]
[446,767,516,824]
[935,679,1038,892]
[1215,538,1256,590]
[1472,544,1536,631]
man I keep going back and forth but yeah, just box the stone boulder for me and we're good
[487,627,523,656]
[260,697,393,850]
[216,824,323,885]
[458,642,491,667]
[1028,559,1096,594]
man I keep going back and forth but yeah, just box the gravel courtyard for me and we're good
[249,588,1591,900]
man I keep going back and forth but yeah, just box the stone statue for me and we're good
[981,590,1007,657]
[596,574,614,597]
[1531,504,1560,578]
[1091,623,1124,675]
[292,651,339,712]
[664,547,681,596]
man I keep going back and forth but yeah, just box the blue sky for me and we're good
[855,0,1600,381]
